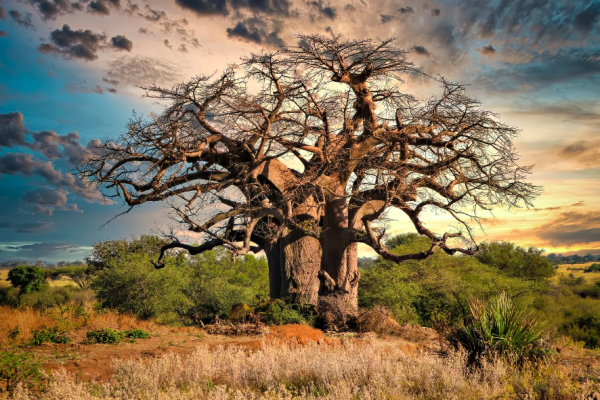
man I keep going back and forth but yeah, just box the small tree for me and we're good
[7,266,44,294]
[80,35,540,309]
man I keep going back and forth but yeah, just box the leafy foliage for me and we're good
[31,325,71,345]
[258,299,316,326]
[451,292,551,364]
[7,266,44,294]
[86,328,151,344]
[0,351,46,394]
[475,242,555,280]
[90,237,269,325]
[584,263,600,273]
[359,235,549,326]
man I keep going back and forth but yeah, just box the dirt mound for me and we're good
[267,324,326,344]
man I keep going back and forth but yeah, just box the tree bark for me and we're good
[278,229,322,305]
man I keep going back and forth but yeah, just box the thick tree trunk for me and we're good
[263,242,282,300]
[318,197,360,310]
[274,229,322,305]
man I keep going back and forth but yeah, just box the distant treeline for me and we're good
[545,253,600,265]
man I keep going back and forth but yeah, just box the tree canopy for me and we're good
[79,34,540,306]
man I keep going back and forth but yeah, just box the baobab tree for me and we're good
[80,35,540,309]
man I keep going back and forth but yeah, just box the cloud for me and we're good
[0,153,106,203]
[477,44,496,56]
[574,3,600,34]
[164,39,173,49]
[0,31,6,37]
[28,0,84,21]
[431,8,440,16]
[175,0,228,16]
[226,18,285,47]
[88,0,120,16]
[38,24,132,61]
[8,10,35,30]
[64,82,104,95]
[536,211,600,247]
[1,242,84,259]
[0,112,28,149]
[38,24,108,61]
[111,35,133,51]
[0,112,101,164]
[22,188,82,215]
[412,45,430,57]
[399,6,414,14]
[310,1,336,19]
[0,6,5,20]
[0,222,54,234]
[104,56,181,87]
[231,0,291,16]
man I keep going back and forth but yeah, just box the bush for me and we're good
[584,263,600,273]
[7,266,44,294]
[259,299,316,326]
[86,328,151,344]
[31,325,71,345]
[87,328,126,344]
[0,351,46,394]
[18,286,83,310]
[451,292,551,364]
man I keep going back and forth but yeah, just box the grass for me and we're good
[555,263,600,282]
[0,303,193,347]
[5,341,600,399]
[0,270,77,289]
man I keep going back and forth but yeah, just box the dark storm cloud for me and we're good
[399,6,414,14]
[226,18,285,46]
[28,0,84,21]
[111,35,133,51]
[3,242,83,258]
[22,188,81,215]
[9,10,35,30]
[0,222,54,234]
[536,211,600,247]
[0,112,29,149]
[574,3,600,34]
[38,24,108,61]
[104,56,181,87]
[412,45,429,56]
[175,0,229,16]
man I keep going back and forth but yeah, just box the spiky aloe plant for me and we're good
[455,292,552,364]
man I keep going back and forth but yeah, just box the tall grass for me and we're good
[454,292,550,364]
[6,341,600,399]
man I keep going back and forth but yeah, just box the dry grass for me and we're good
[555,262,600,282]
[0,303,194,347]
[6,340,600,400]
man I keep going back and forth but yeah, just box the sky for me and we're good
[0,0,599,263]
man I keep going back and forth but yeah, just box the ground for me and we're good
[555,262,600,282]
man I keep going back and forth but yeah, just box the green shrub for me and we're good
[584,263,600,273]
[452,292,551,364]
[0,351,46,394]
[125,329,151,339]
[86,328,126,344]
[19,285,82,310]
[7,266,44,294]
[259,299,316,326]
[86,328,151,344]
[31,325,71,345]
